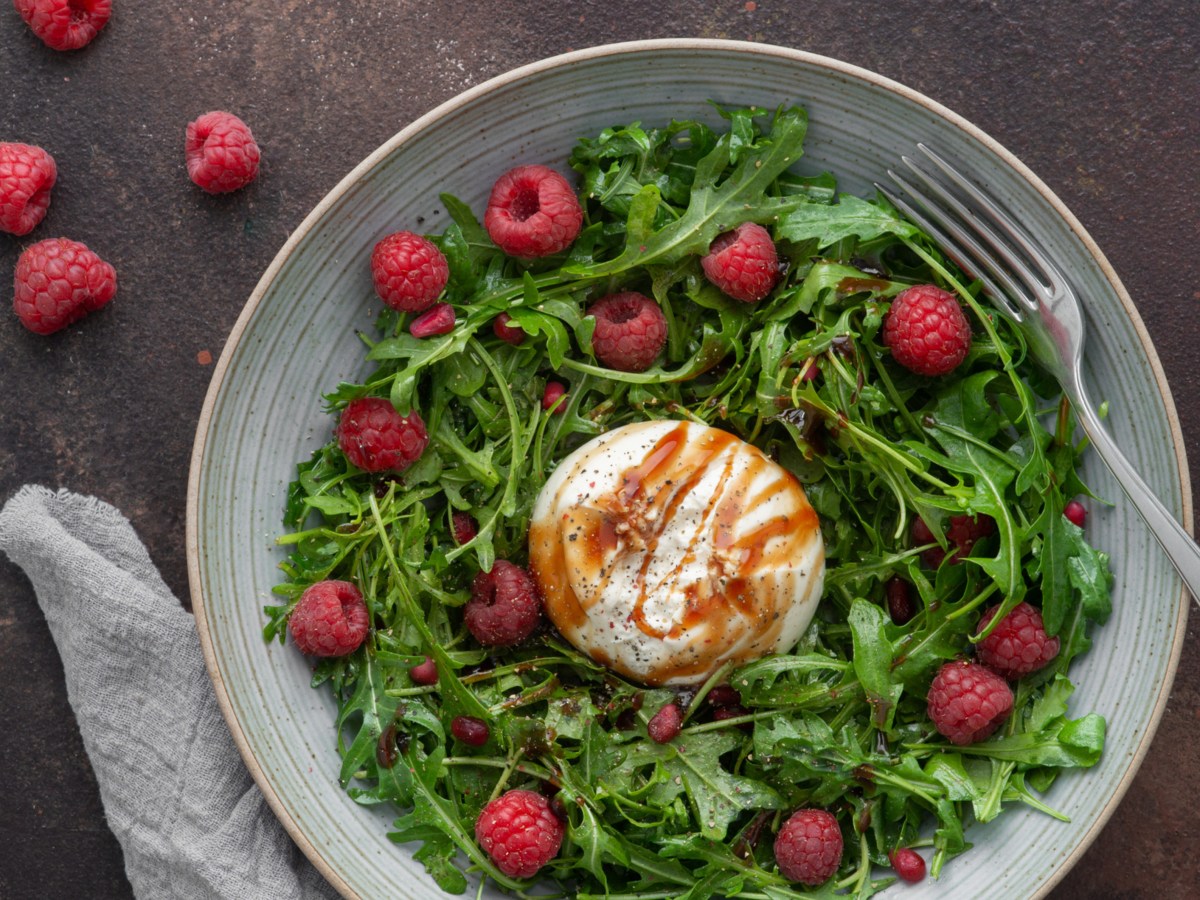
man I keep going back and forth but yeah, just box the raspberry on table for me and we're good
[701,222,780,303]
[185,111,261,194]
[975,601,1061,679]
[484,164,583,258]
[475,788,564,879]
[0,142,57,236]
[647,702,682,743]
[465,560,543,646]
[288,580,370,657]
[1064,499,1087,527]
[587,291,668,372]
[889,847,927,883]
[927,660,1014,745]
[371,231,449,313]
[336,397,428,473]
[13,237,116,334]
[409,655,438,685]
[773,808,843,885]
[409,302,455,338]
[15,0,111,51]
[542,381,567,414]
[882,284,971,376]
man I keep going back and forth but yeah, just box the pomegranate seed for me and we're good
[885,577,916,625]
[647,703,682,743]
[1064,500,1087,527]
[410,302,456,338]
[451,715,491,746]
[889,848,926,883]
[409,656,438,685]
[542,381,567,414]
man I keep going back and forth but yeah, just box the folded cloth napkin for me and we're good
[0,485,339,900]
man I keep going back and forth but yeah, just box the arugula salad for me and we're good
[266,104,1112,898]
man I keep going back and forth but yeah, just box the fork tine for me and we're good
[878,174,1024,321]
[897,157,1046,308]
[916,144,1068,291]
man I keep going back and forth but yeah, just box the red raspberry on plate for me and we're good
[484,164,583,258]
[883,284,971,376]
[336,397,428,473]
[475,788,564,879]
[371,231,449,313]
[542,380,567,414]
[288,579,369,657]
[185,111,261,194]
[647,702,682,743]
[927,659,1013,745]
[409,302,455,338]
[13,237,116,334]
[465,560,542,646]
[15,0,111,51]
[701,222,780,303]
[1064,499,1087,527]
[493,311,525,345]
[975,601,1061,679]
[0,142,57,236]
[889,847,927,883]
[587,291,667,372]
[774,808,843,885]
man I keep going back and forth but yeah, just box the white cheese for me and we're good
[528,420,824,686]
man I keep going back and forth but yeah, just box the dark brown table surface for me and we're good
[2,2,1197,898]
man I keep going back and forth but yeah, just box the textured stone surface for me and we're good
[0,1,1196,897]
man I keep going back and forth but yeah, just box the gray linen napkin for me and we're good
[0,485,339,900]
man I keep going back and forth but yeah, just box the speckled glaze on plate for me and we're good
[186,39,1190,900]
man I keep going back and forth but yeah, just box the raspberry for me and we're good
[452,511,478,545]
[13,237,116,334]
[542,381,567,414]
[647,702,682,743]
[337,397,428,473]
[912,514,994,567]
[288,580,369,657]
[450,715,491,746]
[0,143,57,236]
[410,302,455,338]
[885,576,916,625]
[493,311,525,345]
[774,808,843,885]
[883,284,971,376]
[14,0,111,51]
[465,560,543,646]
[409,655,438,685]
[926,660,1014,745]
[889,848,927,883]
[484,164,583,258]
[701,222,780,303]
[185,111,261,194]
[975,601,1061,679]
[475,789,564,879]
[587,292,668,372]
[370,231,449,313]
[1064,499,1087,527]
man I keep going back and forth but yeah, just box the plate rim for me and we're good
[185,37,1193,900]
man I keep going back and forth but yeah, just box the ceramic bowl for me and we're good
[186,39,1190,899]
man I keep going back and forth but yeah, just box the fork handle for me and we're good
[1072,392,1200,609]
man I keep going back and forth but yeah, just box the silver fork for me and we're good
[877,146,1200,609]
